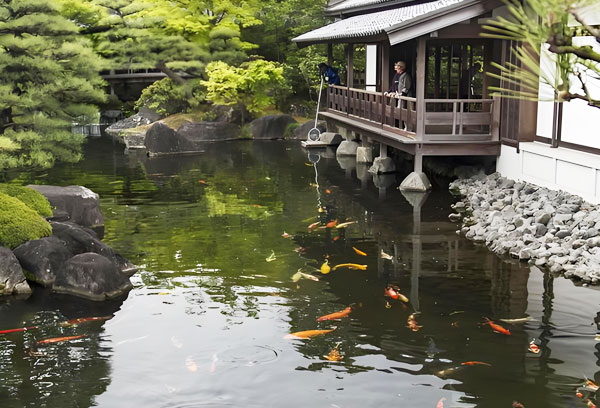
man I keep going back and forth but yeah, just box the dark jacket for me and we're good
[324,67,340,85]
[388,71,412,96]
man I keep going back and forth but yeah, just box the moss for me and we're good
[0,184,52,217]
[238,124,253,140]
[283,122,299,139]
[0,192,52,249]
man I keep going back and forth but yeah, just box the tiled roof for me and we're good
[293,0,465,43]
[327,0,396,12]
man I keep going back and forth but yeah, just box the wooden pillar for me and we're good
[327,43,333,66]
[346,44,354,88]
[415,37,426,140]
[414,150,423,173]
[381,41,390,126]
[482,41,492,99]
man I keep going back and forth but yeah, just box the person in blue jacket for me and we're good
[318,63,341,85]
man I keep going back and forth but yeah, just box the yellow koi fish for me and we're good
[320,260,331,274]
[335,221,357,229]
[352,247,367,256]
[284,328,335,339]
[332,263,367,271]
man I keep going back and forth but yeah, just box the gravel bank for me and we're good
[449,173,600,285]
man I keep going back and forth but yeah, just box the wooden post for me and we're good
[327,43,333,66]
[483,41,491,99]
[381,41,390,126]
[346,44,354,88]
[415,36,426,140]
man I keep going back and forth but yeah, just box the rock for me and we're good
[356,146,373,163]
[13,237,74,286]
[105,108,160,138]
[336,140,359,156]
[51,222,137,276]
[586,228,599,239]
[448,213,462,222]
[292,120,326,140]
[399,172,432,192]
[28,185,104,231]
[534,223,548,237]
[53,253,133,301]
[176,121,240,143]
[518,248,532,261]
[249,114,297,140]
[554,213,573,224]
[555,230,571,239]
[368,157,396,174]
[144,122,197,155]
[535,257,547,266]
[535,213,552,225]
[211,105,248,125]
[0,247,31,295]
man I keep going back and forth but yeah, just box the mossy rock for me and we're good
[0,192,52,249]
[0,184,52,217]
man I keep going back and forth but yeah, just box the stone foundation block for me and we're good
[368,157,395,174]
[399,172,432,192]
[336,140,359,156]
[356,146,373,163]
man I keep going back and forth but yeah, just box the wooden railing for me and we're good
[326,85,498,142]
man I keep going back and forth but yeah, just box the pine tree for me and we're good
[0,0,105,169]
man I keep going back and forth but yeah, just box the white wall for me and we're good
[365,44,377,92]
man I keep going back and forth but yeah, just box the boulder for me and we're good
[249,114,297,140]
[28,185,104,231]
[105,107,161,139]
[319,132,343,145]
[0,247,31,295]
[13,237,74,286]
[292,120,326,140]
[145,122,195,155]
[399,172,432,192]
[176,121,240,142]
[356,146,373,163]
[51,222,137,276]
[53,253,133,301]
[368,157,396,174]
[336,140,359,156]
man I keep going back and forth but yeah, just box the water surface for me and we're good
[1,138,599,408]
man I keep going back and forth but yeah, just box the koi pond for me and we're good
[1,138,599,408]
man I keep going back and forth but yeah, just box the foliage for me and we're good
[0,193,52,249]
[0,184,52,217]
[0,0,106,170]
[483,0,600,107]
[135,78,206,116]
[203,60,288,118]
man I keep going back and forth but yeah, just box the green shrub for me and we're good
[0,193,52,249]
[283,122,299,139]
[0,184,52,217]
[135,78,206,116]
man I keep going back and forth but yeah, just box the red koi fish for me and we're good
[587,400,597,408]
[0,326,36,334]
[281,232,291,238]
[384,286,399,300]
[60,316,112,327]
[284,328,335,339]
[37,335,86,345]
[326,220,338,228]
[461,361,491,366]
[528,340,540,354]
[317,306,352,322]
[437,397,446,408]
[484,318,511,335]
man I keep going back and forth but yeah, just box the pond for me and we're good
[1,137,599,408]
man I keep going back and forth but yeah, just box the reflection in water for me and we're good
[1,138,598,408]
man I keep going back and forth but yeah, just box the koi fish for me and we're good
[37,335,85,345]
[60,316,112,327]
[291,271,319,282]
[325,348,342,361]
[384,286,399,300]
[407,313,422,332]
[307,222,320,231]
[266,250,277,262]
[320,260,331,274]
[198,180,207,184]
[499,317,532,324]
[512,402,525,408]
[380,250,393,260]
[335,221,357,229]
[281,232,291,238]
[0,326,36,334]
[317,306,352,322]
[484,318,511,335]
[332,263,367,271]
[587,400,597,408]
[451,321,460,328]
[587,379,599,391]
[436,367,460,377]
[352,247,367,256]
[333,236,339,241]
[284,328,335,339]
[576,392,584,399]
[437,397,446,408]
[326,220,338,228]
[325,189,331,194]
[461,361,491,366]
[397,293,409,303]
[528,340,540,354]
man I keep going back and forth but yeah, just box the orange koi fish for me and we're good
[587,379,599,391]
[324,347,342,361]
[333,236,340,241]
[0,326,36,334]
[317,306,352,322]
[384,286,399,300]
[437,397,446,408]
[198,180,207,185]
[332,263,367,271]
[352,247,367,256]
[325,189,331,194]
[308,222,320,231]
[326,220,338,228]
[407,313,422,332]
[461,361,491,366]
[37,335,86,345]
[484,318,511,335]
[576,392,584,399]
[284,328,335,339]
[528,340,540,354]
[60,316,112,327]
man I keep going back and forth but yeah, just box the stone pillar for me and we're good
[356,139,373,163]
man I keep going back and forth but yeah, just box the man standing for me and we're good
[385,61,412,97]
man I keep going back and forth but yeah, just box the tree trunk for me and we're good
[156,61,186,86]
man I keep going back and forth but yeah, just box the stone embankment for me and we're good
[449,173,600,284]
